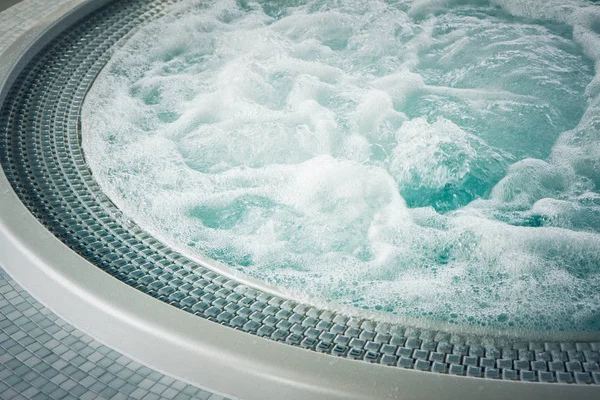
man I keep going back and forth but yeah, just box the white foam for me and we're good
[83,0,600,332]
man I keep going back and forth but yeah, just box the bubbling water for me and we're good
[83,0,600,332]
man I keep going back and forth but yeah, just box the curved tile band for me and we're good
[0,0,599,399]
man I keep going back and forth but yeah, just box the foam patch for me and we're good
[83,0,600,332]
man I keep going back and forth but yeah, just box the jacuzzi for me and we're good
[0,0,599,399]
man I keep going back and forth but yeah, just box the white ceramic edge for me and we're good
[0,1,599,399]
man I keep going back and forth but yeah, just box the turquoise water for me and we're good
[83,0,600,332]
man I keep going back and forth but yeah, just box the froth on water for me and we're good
[83,0,600,332]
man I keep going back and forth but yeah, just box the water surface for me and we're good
[83,0,600,332]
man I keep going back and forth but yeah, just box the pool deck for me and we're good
[0,0,67,50]
[0,269,230,400]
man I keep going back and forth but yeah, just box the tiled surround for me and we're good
[0,268,231,400]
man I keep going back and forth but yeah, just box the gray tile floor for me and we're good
[0,0,72,51]
[0,267,231,400]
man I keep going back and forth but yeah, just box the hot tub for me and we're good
[0,1,599,399]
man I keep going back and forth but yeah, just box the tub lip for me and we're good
[0,2,598,400]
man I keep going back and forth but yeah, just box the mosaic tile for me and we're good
[0,269,229,399]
